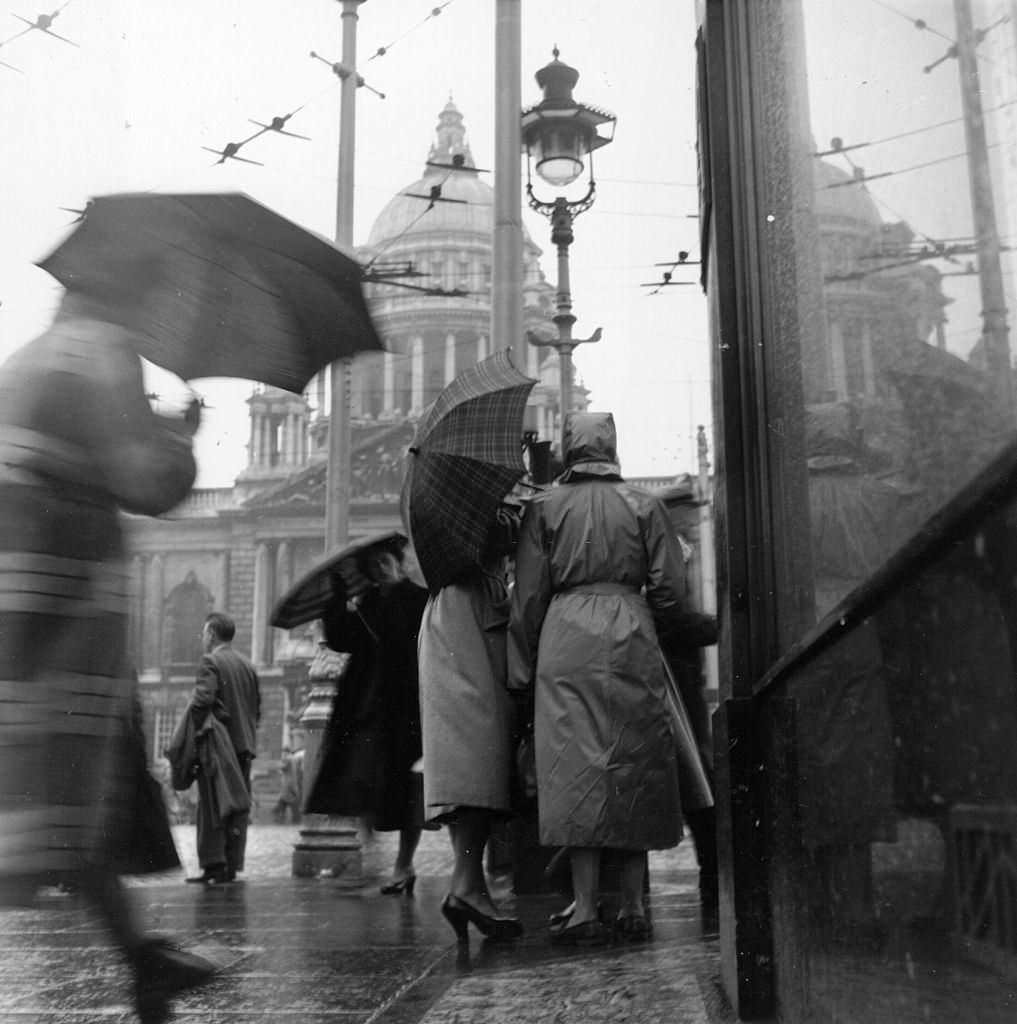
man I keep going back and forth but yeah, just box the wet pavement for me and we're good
[0,825,733,1023]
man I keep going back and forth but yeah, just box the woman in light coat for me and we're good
[418,515,523,944]
[508,412,686,945]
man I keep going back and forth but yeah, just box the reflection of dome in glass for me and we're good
[813,159,882,227]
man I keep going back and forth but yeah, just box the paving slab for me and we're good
[0,826,730,1024]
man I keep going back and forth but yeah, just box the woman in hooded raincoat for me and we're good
[508,412,686,946]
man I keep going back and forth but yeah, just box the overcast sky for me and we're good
[4,1,1010,488]
[0,0,707,487]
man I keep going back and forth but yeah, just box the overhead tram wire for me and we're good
[196,3,458,171]
[822,138,1010,194]
[822,149,982,273]
[867,0,955,43]
[814,97,1017,159]
[358,2,454,68]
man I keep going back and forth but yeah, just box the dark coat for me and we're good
[165,703,200,791]
[507,412,686,850]
[108,697,181,877]
[195,712,251,822]
[192,645,261,758]
[305,578,428,829]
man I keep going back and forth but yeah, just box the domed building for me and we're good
[807,157,953,410]
[350,98,580,438]
[803,156,996,605]
[297,98,583,450]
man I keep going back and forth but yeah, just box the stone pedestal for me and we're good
[291,820,362,878]
[290,680,362,878]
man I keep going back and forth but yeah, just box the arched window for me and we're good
[166,572,214,665]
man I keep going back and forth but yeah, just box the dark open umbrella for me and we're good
[38,192,384,394]
[269,531,408,630]
[401,349,536,591]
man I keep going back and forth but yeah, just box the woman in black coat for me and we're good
[305,538,429,894]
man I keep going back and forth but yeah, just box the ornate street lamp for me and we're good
[522,48,615,447]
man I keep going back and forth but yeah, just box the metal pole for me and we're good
[954,0,1012,421]
[325,0,365,551]
[295,0,365,881]
[551,198,576,445]
[492,0,524,367]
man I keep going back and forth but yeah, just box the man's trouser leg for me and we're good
[195,771,226,871]
[224,755,253,876]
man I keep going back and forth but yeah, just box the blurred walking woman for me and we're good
[0,294,215,1022]
[508,412,686,946]
[418,510,523,944]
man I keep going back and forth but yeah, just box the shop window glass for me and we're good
[730,3,1017,1020]
[737,0,1017,625]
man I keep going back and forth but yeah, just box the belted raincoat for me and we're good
[507,413,685,850]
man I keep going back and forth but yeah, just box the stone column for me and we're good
[247,411,257,468]
[284,412,294,465]
[383,351,394,416]
[216,551,230,612]
[130,555,145,671]
[251,542,271,666]
[411,335,424,414]
[149,554,165,668]
[829,319,846,400]
[444,331,456,387]
[275,541,292,598]
[256,413,268,466]
[861,321,875,395]
[316,371,327,420]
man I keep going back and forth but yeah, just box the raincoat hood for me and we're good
[560,412,621,481]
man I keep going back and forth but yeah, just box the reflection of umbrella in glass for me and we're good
[38,192,384,394]
[269,531,408,630]
[401,349,536,591]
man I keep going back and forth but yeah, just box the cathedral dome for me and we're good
[813,158,882,227]
[367,98,496,248]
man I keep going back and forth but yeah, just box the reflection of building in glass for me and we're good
[804,158,1003,614]
[808,157,997,509]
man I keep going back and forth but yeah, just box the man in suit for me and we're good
[187,612,261,884]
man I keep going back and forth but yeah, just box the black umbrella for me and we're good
[400,349,536,590]
[269,531,408,630]
[38,192,384,394]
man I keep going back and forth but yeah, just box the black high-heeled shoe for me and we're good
[380,874,416,896]
[132,937,216,1024]
[615,910,653,943]
[440,894,523,944]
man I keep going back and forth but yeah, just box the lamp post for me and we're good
[522,48,615,448]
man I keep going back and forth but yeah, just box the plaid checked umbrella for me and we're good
[401,349,536,591]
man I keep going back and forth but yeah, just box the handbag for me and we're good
[308,640,351,682]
